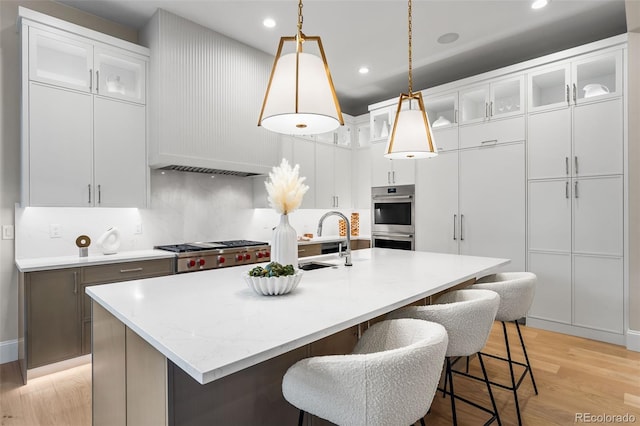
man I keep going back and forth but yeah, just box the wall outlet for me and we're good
[134,223,142,234]
[2,225,14,240]
[49,224,61,238]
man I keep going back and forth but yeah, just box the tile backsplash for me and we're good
[15,169,370,258]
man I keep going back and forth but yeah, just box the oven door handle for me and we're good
[372,195,413,200]
[373,233,414,239]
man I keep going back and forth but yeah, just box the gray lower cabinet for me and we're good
[26,268,82,368]
[20,257,174,379]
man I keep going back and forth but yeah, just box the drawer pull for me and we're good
[120,267,143,273]
[480,139,498,145]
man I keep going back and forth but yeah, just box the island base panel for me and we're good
[168,345,306,425]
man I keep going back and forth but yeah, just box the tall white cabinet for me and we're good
[20,9,149,207]
[526,47,626,343]
[409,35,627,345]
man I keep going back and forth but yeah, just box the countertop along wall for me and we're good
[0,0,138,364]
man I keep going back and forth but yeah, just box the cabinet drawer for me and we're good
[82,258,174,284]
[298,244,322,258]
[459,116,524,149]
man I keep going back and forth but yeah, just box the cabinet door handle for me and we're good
[336,196,339,207]
[573,83,577,104]
[490,101,493,116]
[120,267,143,273]
[392,171,396,184]
[460,214,464,241]
[88,184,92,204]
[98,184,102,204]
[89,69,92,91]
[387,171,391,184]
[574,181,579,198]
[574,156,579,175]
[485,102,489,118]
[453,214,457,241]
[96,70,100,93]
[566,84,570,105]
[454,109,458,124]
[565,157,569,175]
[565,181,569,199]
[73,271,78,295]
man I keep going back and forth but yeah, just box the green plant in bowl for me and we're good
[248,262,295,278]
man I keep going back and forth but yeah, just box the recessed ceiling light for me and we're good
[263,18,276,28]
[531,0,548,9]
[437,32,459,44]
[358,66,369,74]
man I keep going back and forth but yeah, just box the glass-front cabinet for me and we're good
[425,92,458,152]
[29,27,92,92]
[459,75,524,124]
[94,47,146,103]
[369,106,395,142]
[528,50,622,113]
[28,27,146,104]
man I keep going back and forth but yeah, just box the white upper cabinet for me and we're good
[528,50,622,113]
[29,27,145,104]
[370,142,415,187]
[94,47,146,104]
[29,27,92,92]
[20,8,149,207]
[425,92,458,152]
[459,75,524,124]
[369,106,395,143]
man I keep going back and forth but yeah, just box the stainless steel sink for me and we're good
[298,261,337,271]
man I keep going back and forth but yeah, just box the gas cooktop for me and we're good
[156,240,268,253]
[155,240,271,273]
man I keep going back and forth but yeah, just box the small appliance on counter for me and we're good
[97,227,121,255]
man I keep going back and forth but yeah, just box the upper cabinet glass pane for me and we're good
[492,77,523,117]
[425,93,458,129]
[574,51,621,103]
[529,66,569,110]
[460,87,488,123]
[95,48,146,103]
[29,28,92,92]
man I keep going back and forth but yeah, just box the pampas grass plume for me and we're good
[265,158,309,215]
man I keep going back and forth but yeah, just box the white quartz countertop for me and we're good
[15,250,175,272]
[86,248,508,385]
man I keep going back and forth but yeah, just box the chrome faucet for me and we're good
[317,211,352,266]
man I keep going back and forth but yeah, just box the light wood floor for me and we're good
[1,324,639,426]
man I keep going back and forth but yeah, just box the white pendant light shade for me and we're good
[385,93,437,159]
[259,51,342,135]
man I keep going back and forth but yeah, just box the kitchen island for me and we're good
[87,248,508,426]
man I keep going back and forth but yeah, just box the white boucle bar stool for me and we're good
[388,289,502,426]
[281,318,448,426]
[471,272,538,426]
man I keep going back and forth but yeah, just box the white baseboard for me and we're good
[526,317,626,346]
[627,329,640,352]
[0,339,18,364]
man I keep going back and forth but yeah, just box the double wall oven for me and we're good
[371,184,415,250]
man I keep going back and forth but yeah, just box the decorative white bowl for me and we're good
[243,270,303,296]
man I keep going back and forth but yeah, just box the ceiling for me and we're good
[56,0,628,115]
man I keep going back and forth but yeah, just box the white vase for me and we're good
[271,214,298,268]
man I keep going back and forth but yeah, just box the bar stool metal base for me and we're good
[439,354,502,426]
